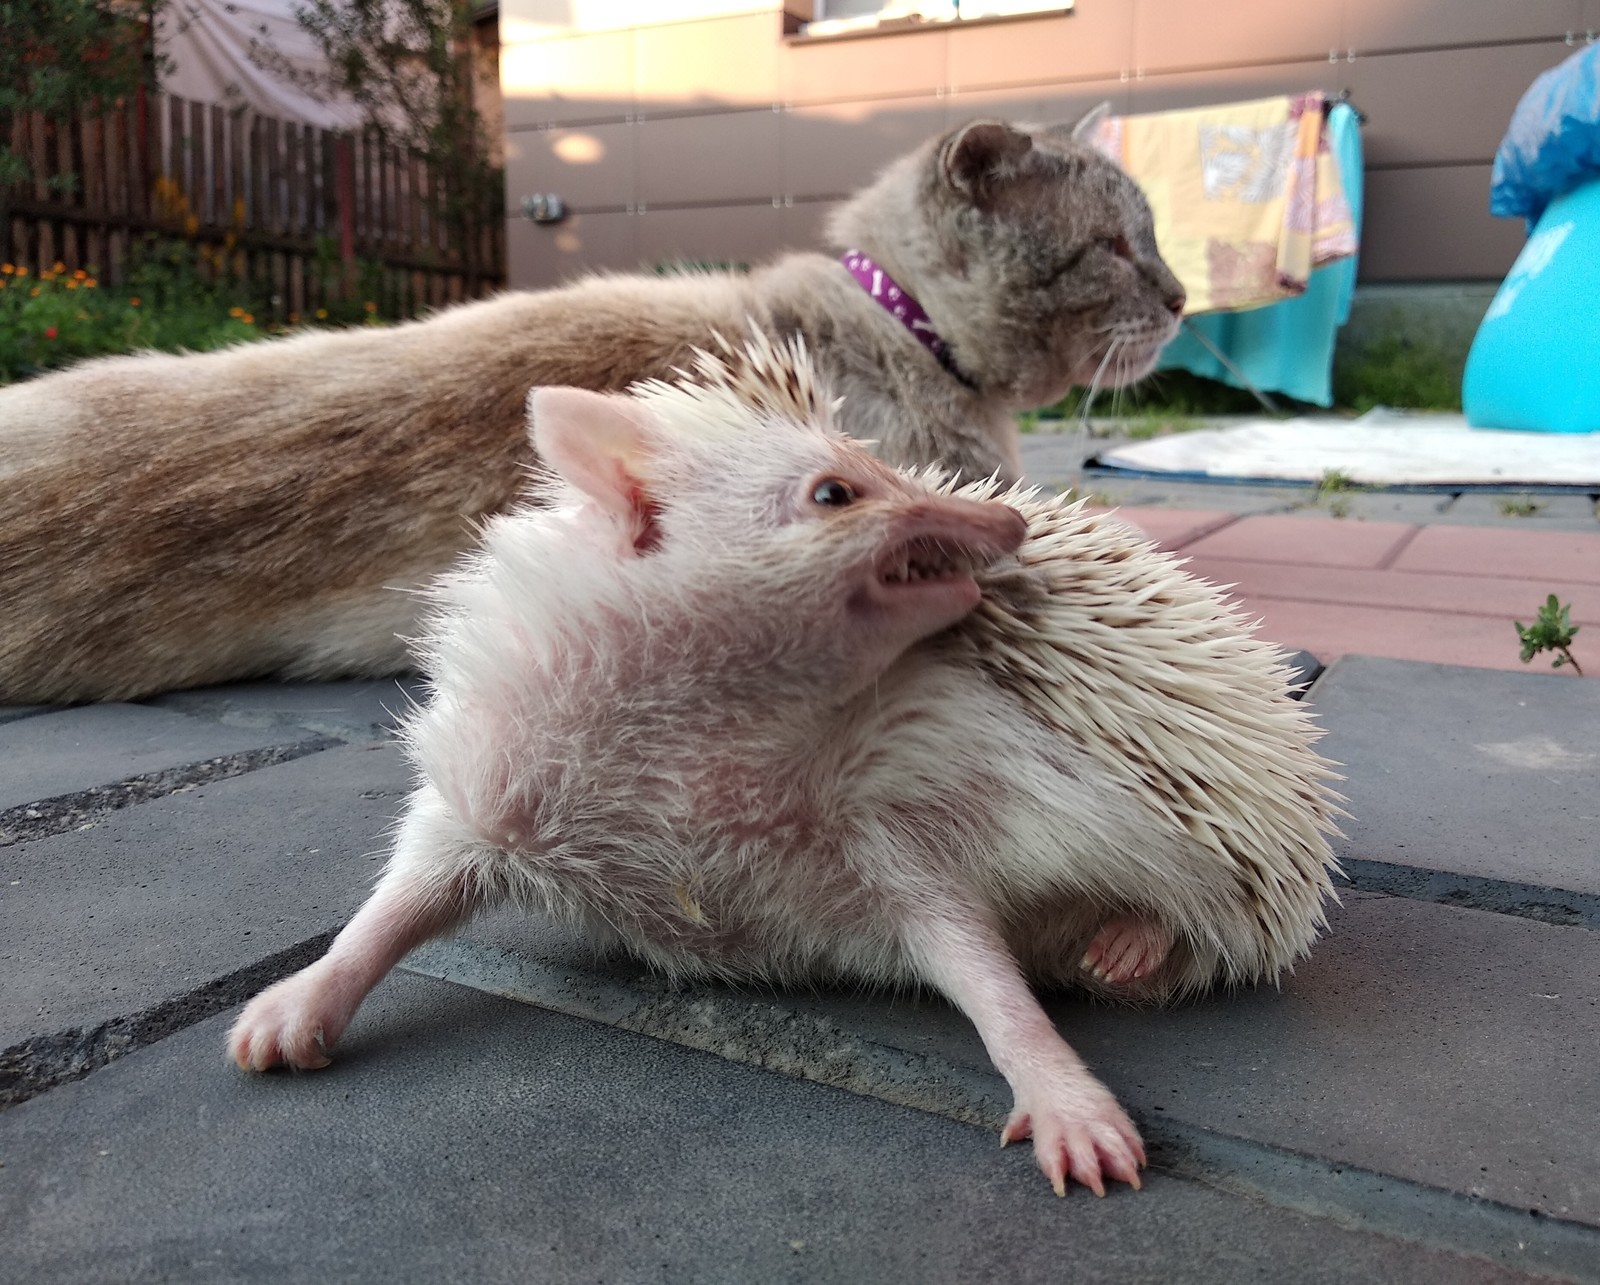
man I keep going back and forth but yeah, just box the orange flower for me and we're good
[53,261,65,274]
[129,296,141,307]
[84,278,97,288]
[241,312,255,324]
[0,263,12,274]
[66,279,78,289]
[363,300,377,312]
[315,307,328,319]
[29,286,40,297]
[14,266,27,277]
[72,269,86,280]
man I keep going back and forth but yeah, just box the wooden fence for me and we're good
[1,89,504,321]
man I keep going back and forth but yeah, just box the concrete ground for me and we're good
[3,440,1599,1282]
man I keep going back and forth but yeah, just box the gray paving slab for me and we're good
[146,677,425,745]
[0,972,1559,1284]
[1286,491,1459,523]
[0,741,408,1051]
[1445,492,1600,531]
[0,703,304,811]
[1309,656,1600,895]
[439,886,1600,1230]
[0,705,55,726]
[1089,479,1311,514]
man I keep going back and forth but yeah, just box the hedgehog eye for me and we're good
[1104,235,1133,260]
[811,479,856,507]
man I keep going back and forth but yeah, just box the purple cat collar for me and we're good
[840,250,954,368]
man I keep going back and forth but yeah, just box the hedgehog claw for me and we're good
[1083,914,1173,986]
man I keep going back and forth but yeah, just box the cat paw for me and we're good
[228,963,350,1072]
[1000,1077,1145,1198]
[1081,914,1172,984]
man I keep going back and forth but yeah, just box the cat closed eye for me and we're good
[1103,236,1133,260]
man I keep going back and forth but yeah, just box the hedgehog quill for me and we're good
[229,334,1342,1198]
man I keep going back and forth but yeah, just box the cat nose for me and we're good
[1166,290,1186,317]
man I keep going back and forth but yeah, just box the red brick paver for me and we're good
[1182,514,1416,569]
[1392,525,1600,585]
[1181,559,1600,629]
[1115,507,1596,677]
[1103,507,1236,549]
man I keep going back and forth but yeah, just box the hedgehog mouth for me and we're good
[875,536,982,589]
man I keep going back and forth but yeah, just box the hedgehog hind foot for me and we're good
[1081,914,1172,985]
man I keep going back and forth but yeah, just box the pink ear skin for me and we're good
[527,387,664,554]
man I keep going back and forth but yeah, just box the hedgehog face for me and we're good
[772,443,1028,682]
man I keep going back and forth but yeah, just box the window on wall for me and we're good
[801,1,1071,39]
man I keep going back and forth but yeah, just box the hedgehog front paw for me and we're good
[1000,1072,1145,1197]
[228,961,353,1072]
[1081,913,1172,984]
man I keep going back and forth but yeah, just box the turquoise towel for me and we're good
[1153,102,1364,408]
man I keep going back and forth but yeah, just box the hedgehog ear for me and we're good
[940,120,1033,203]
[528,387,664,554]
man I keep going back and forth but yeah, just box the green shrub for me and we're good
[1,238,394,385]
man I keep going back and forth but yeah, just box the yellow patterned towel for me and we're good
[1087,92,1358,315]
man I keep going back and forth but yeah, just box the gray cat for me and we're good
[0,118,1184,704]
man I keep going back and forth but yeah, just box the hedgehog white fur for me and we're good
[229,328,1342,1197]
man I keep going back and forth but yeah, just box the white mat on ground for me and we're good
[1095,409,1600,487]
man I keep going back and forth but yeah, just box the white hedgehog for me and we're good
[229,331,1341,1199]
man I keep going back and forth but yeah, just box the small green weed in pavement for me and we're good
[1313,469,1359,518]
[1497,494,1546,518]
[1515,595,1583,676]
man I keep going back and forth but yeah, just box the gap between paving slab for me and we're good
[399,933,1600,1281]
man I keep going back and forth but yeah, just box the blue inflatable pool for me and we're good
[1463,176,1600,435]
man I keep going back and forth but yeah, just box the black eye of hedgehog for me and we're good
[812,479,856,507]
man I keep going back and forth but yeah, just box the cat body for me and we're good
[0,119,1183,703]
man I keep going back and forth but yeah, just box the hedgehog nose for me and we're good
[1166,290,1186,317]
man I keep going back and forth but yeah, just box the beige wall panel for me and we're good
[507,210,638,289]
[782,29,947,104]
[635,12,782,111]
[943,81,1131,130]
[635,204,785,269]
[948,4,1132,88]
[1015,80,1132,128]
[780,198,839,254]
[637,109,782,205]
[1133,0,1341,73]
[502,1,780,42]
[501,29,634,128]
[1359,167,1525,282]
[1353,43,1576,167]
[1342,0,1582,52]
[504,122,636,213]
[783,97,945,199]
[1130,61,1349,115]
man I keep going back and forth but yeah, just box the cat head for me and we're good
[827,116,1186,410]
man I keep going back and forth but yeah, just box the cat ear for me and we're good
[1068,101,1113,141]
[527,387,664,553]
[940,120,1033,203]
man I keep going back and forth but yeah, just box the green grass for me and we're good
[1331,334,1462,413]
[1497,494,1545,518]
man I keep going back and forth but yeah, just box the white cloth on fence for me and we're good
[157,0,364,131]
